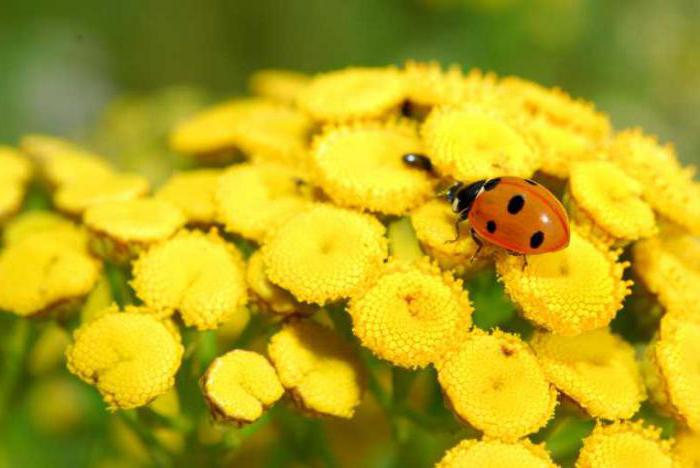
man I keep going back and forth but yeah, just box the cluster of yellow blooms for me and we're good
[1,61,700,467]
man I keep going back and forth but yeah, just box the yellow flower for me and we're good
[20,133,79,163]
[155,169,222,225]
[436,329,557,441]
[649,313,700,431]
[201,350,284,425]
[673,430,700,468]
[297,67,406,122]
[0,146,32,183]
[498,76,611,142]
[268,320,364,418]
[348,259,472,368]
[422,104,540,181]
[633,227,700,311]
[606,129,700,235]
[436,438,556,468]
[496,230,631,336]
[84,198,185,262]
[28,323,72,376]
[310,121,433,214]
[410,199,481,272]
[567,161,657,246]
[0,231,101,317]
[2,211,79,246]
[531,329,645,419]
[576,421,673,468]
[66,306,184,410]
[249,69,310,104]
[262,204,388,305]
[54,173,150,217]
[131,229,248,329]
[0,183,25,224]
[402,61,471,108]
[246,250,313,316]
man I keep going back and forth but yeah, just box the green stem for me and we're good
[104,261,134,308]
[118,410,172,467]
[0,319,31,424]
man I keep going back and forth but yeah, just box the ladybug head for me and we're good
[443,182,464,204]
[445,180,486,215]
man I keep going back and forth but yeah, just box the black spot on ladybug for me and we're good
[507,195,525,214]
[484,178,501,191]
[530,231,544,249]
[486,220,497,233]
[525,179,537,185]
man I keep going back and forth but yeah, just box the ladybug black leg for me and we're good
[446,210,468,243]
[469,228,483,263]
[522,255,528,272]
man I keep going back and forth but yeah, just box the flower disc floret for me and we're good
[54,173,150,216]
[436,329,557,441]
[422,104,540,181]
[2,211,80,246]
[436,438,556,468]
[267,320,364,418]
[673,430,700,468]
[155,169,221,225]
[576,421,673,468]
[216,162,309,242]
[66,307,184,410]
[36,148,114,188]
[531,329,645,419]
[402,61,471,108]
[311,121,433,214]
[349,259,473,368]
[201,350,284,424]
[297,67,406,122]
[246,250,311,316]
[496,230,631,336]
[262,204,388,305]
[131,229,248,329]
[249,69,310,104]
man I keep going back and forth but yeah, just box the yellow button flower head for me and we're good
[606,129,700,235]
[496,230,631,336]
[410,199,481,272]
[674,430,700,468]
[633,229,700,310]
[2,211,79,246]
[54,173,150,217]
[0,146,33,223]
[402,61,471,108]
[498,77,611,142]
[568,161,657,246]
[216,162,309,242]
[201,350,284,425]
[436,329,557,441]
[246,250,312,316]
[20,133,78,163]
[262,204,388,305]
[0,231,101,317]
[436,438,556,468]
[348,259,473,368]
[131,229,248,329]
[249,69,310,104]
[66,306,184,410]
[531,329,645,419]
[297,67,406,122]
[268,320,364,418]
[310,121,433,215]
[576,421,673,468]
[0,184,25,225]
[155,169,221,225]
[649,313,700,431]
[422,104,540,181]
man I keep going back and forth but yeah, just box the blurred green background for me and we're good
[1,0,699,164]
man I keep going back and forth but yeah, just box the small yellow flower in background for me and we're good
[54,173,151,217]
[201,350,284,425]
[155,169,222,225]
[410,199,481,271]
[310,121,433,214]
[19,133,79,163]
[402,61,473,108]
[249,69,310,104]
[647,313,700,431]
[0,184,27,225]
[131,229,248,329]
[633,229,700,311]
[673,430,700,468]
[436,438,556,468]
[66,306,184,410]
[2,210,79,246]
[531,328,645,419]
[0,146,32,223]
[348,259,472,368]
[497,230,631,336]
[262,204,388,305]
[84,198,185,262]
[28,323,72,376]
[216,162,309,242]
[0,231,101,317]
[422,104,540,181]
[576,421,673,468]
[606,129,700,235]
[296,67,406,122]
[268,320,365,418]
[436,329,557,441]
[246,250,312,316]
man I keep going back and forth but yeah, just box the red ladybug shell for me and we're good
[469,177,570,255]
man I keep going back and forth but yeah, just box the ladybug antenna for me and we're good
[402,153,433,173]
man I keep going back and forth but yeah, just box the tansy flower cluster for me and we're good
[1,62,699,467]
